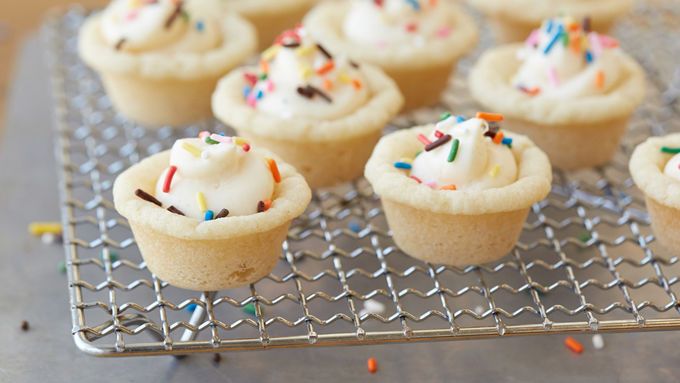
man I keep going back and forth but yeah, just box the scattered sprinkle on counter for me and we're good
[28,222,62,237]
[21,320,30,331]
[564,336,584,354]
[592,334,605,350]
[367,357,378,374]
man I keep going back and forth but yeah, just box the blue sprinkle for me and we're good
[243,85,251,98]
[256,89,264,100]
[455,115,466,123]
[186,303,197,313]
[502,137,513,147]
[348,221,362,233]
[543,25,563,54]
[585,50,593,63]
[204,210,214,221]
[394,161,412,170]
[195,20,205,32]
[406,0,420,10]
[546,19,554,34]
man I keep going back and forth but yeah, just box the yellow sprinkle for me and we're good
[233,137,249,146]
[489,164,500,177]
[338,73,352,84]
[29,222,63,236]
[399,157,414,164]
[298,64,313,80]
[196,192,207,212]
[182,142,202,158]
[295,44,315,57]
[261,45,280,61]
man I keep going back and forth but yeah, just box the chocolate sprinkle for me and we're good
[316,43,333,59]
[167,206,185,216]
[20,320,29,331]
[257,201,265,213]
[213,353,222,363]
[282,41,301,48]
[296,85,314,99]
[115,38,126,51]
[425,134,452,152]
[165,1,184,29]
[296,85,332,103]
[349,60,360,69]
[215,208,230,219]
[484,123,500,138]
[135,189,162,207]
[582,16,592,33]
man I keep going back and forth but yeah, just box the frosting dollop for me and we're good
[342,0,452,47]
[243,26,370,120]
[154,134,277,219]
[101,0,222,53]
[407,115,518,191]
[512,17,624,98]
[664,153,680,182]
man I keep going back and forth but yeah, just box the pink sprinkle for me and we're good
[436,26,452,38]
[599,35,619,49]
[209,134,231,144]
[589,33,603,56]
[425,181,437,189]
[125,10,139,21]
[246,94,257,107]
[266,80,275,92]
[198,131,210,139]
[548,66,560,87]
[525,30,540,46]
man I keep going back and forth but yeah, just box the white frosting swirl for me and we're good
[410,117,518,191]
[664,153,680,182]
[342,0,451,47]
[101,0,222,53]
[512,17,624,98]
[245,27,370,120]
[155,135,275,219]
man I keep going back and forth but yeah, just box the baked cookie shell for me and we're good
[113,149,311,290]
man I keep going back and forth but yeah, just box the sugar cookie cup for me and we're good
[629,134,680,254]
[212,65,403,189]
[469,44,645,170]
[113,149,311,291]
[78,12,256,127]
[467,0,633,44]
[223,0,317,50]
[304,0,478,111]
[364,125,552,266]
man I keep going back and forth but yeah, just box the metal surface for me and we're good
[43,4,680,357]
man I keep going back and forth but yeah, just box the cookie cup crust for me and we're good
[468,0,633,43]
[629,134,680,253]
[212,65,404,188]
[469,44,645,169]
[113,149,311,291]
[225,0,317,50]
[304,0,477,111]
[364,125,552,266]
[78,12,257,126]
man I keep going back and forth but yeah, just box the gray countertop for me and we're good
[1,34,679,383]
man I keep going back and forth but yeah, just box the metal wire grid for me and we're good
[43,3,680,357]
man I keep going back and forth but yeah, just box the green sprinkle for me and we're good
[439,112,452,121]
[259,73,268,81]
[661,146,680,154]
[58,260,67,274]
[100,251,119,263]
[562,31,569,46]
[578,232,592,243]
[243,303,257,317]
[447,138,460,162]
[205,137,219,145]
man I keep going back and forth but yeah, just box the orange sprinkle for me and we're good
[367,357,378,374]
[564,336,584,354]
[316,61,335,75]
[595,70,605,89]
[493,131,505,145]
[259,59,269,74]
[264,199,272,211]
[568,22,580,32]
[476,112,504,122]
[266,158,281,183]
[570,32,581,53]
[439,184,457,191]
[323,78,334,91]
[429,0,438,5]
[351,78,363,90]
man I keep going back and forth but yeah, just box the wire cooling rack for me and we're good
[44,3,680,357]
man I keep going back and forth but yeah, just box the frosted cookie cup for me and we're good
[365,113,552,266]
[469,17,645,170]
[629,135,680,254]
[304,0,477,111]
[222,0,317,50]
[212,27,403,188]
[79,0,256,126]
[113,134,311,291]
[467,0,633,43]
